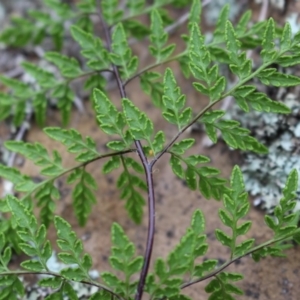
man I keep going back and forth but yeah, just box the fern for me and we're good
[0,1,300,300]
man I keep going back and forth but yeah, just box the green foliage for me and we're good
[0,0,73,49]
[44,127,99,162]
[216,166,254,258]
[35,181,59,228]
[71,25,110,72]
[169,150,228,200]
[117,156,147,224]
[140,71,164,107]
[101,223,143,297]
[5,195,52,280]
[0,165,36,194]
[45,52,82,78]
[111,24,139,79]
[94,89,124,135]
[0,129,101,227]
[0,1,300,300]
[4,141,65,177]
[149,9,175,62]
[54,216,93,281]
[0,195,107,298]
[162,68,192,130]
[101,0,123,25]
[0,76,35,126]
[122,98,153,143]
[199,110,268,153]
[205,272,244,300]
[145,209,215,299]
[189,23,226,103]
[252,169,300,261]
[93,89,148,223]
[67,168,97,227]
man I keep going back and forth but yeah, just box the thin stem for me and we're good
[120,155,136,194]
[124,40,229,88]
[20,149,136,201]
[124,16,268,89]
[97,3,156,300]
[3,69,111,124]
[181,233,296,289]
[120,1,210,51]
[163,0,211,34]
[123,52,186,87]
[66,69,113,84]
[151,55,283,168]
[110,0,174,27]
[0,270,124,300]
[134,142,156,300]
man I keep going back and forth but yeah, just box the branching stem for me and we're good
[66,69,113,84]
[110,0,174,27]
[151,53,284,168]
[0,270,124,300]
[97,3,156,300]
[123,52,186,87]
[181,233,296,289]
[21,149,136,201]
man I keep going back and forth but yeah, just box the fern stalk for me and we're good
[97,3,156,300]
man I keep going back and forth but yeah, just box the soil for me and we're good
[1,1,300,300]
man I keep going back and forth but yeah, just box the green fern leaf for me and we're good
[44,127,99,162]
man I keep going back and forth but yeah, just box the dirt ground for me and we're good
[1,1,300,300]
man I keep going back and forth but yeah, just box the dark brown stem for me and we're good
[122,0,212,88]
[181,234,296,289]
[150,100,216,168]
[151,54,275,168]
[134,141,156,300]
[67,69,113,83]
[0,270,124,300]
[21,149,136,202]
[123,52,186,87]
[109,0,173,28]
[97,3,156,300]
